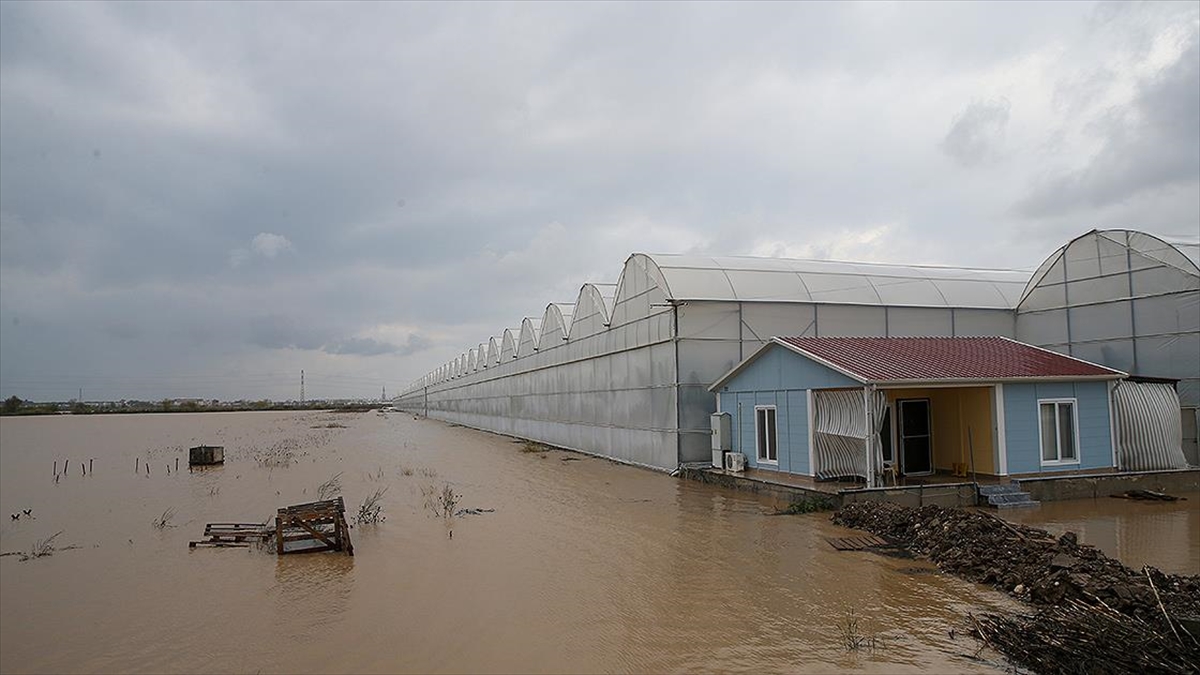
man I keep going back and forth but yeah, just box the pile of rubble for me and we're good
[832,502,1199,674]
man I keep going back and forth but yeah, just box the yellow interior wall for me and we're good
[885,386,995,476]
[958,387,995,474]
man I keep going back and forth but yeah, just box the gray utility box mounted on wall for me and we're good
[710,412,731,468]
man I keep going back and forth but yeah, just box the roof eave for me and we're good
[871,374,1126,387]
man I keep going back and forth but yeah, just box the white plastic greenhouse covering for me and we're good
[1016,230,1200,464]
[397,229,1199,472]
[1112,381,1188,471]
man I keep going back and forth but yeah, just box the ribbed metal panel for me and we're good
[1113,381,1188,471]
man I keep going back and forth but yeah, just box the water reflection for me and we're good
[272,554,356,639]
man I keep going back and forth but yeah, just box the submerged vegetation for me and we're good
[0,531,82,562]
[316,472,344,501]
[152,508,177,529]
[355,487,388,525]
[836,610,883,653]
[421,481,460,522]
[773,496,836,515]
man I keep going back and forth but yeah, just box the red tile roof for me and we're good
[774,336,1124,383]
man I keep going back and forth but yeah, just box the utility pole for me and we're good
[381,385,386,401]
[300,370,305,404]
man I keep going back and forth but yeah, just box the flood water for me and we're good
[0,412,1191,674]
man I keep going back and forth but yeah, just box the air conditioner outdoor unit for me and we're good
[724,452,746,473]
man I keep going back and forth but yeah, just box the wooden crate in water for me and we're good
[188,445,225,466]
[275,497,353,556]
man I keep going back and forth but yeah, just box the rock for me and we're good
[1050,553,1077,570]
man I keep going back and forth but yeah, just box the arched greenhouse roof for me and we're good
[1019,229,1200,307]
[518,318,542,356]
[541,303,574,344]
[629,253,1032,309]
[569,283,615,339]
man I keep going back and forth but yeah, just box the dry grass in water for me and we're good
[0,531,82,562]
[355,487,388,524]
[152,507,177,529]
[421,481,460,521]
[316,472,343,500]
[520,441,550,454]
[837,611,881,653]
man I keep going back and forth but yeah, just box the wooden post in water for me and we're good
[64,459,69,475]
[54,461,57,476]
[136,457,140,473]
[89,458,94,474]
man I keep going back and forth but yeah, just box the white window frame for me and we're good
[1037,398,1080,466]
[755,405,778,465]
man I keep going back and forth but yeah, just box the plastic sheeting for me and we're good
[1113,381,1188,471]
[812,389,887,482]
[640,253,1029,308]
[1017,229,1199,465]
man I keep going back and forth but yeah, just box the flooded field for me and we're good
[999,488,1199,576]
[0,412,1192,674]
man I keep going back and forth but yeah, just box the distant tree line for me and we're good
[0,396,382,416]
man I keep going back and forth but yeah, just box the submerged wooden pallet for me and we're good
[275,497,353,556]
[825,535,892,551]
[189,522,271,549]
[189,499,354,556]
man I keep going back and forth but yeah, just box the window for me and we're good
[1039,400,1078,464]
[755,405,777,463]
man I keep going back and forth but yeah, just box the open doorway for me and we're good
[898,398,932,475]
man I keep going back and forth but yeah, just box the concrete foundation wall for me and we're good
[839,484,978,508]
[1016,469,1200,501]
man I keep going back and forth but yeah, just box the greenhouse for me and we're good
[396,229,1199,472]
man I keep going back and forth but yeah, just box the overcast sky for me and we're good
[1,1,1197,402]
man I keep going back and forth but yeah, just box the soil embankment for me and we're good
[833,502,1200,674]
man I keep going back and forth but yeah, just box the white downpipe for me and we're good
[806,390,816,477]
[995,383,1008,476]
[868,384,878,487]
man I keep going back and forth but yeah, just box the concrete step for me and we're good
[988,492,1035,504]
[979,485,1039,509]
[994,499,1041,509]
[977,483,1025,496]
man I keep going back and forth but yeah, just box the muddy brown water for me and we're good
[0,412,1191,674]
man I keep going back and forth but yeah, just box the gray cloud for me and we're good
[324,334,433,358]
[1017,35,1199,217]
[1,1,1197,400]
[247,315,330,351]
[941,98,1011,168]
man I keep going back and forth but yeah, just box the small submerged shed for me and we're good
[709,336,1129,487]
[188,445,224,466]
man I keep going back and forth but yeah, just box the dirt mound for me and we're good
[832,502,1200,674]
